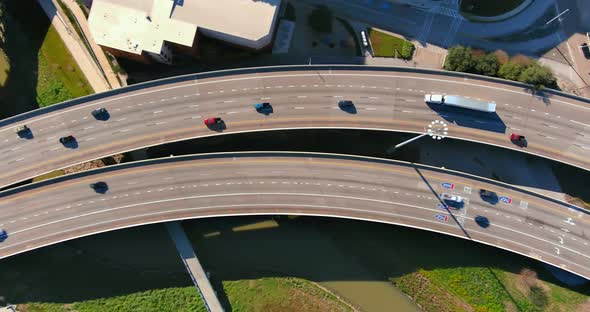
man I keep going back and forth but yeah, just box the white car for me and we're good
[424,94,444,104]
[440,193,464,209]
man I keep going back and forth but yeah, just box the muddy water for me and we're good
[321,280,419,312]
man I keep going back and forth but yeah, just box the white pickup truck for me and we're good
[424,94,496,113]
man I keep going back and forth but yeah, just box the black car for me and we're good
[91,107,109,120]
[15,125,31,138]
[474,215,490,228]
[90,181,108,193]
[479,189,499,205]
[59,135,75,144]
[581,43,590,59]
[0,229,7,242]
[337,100,356,113]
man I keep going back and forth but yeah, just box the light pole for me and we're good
[392,120,448,150]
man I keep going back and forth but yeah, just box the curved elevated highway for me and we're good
[0,152,588,279]
[2,66,590,188]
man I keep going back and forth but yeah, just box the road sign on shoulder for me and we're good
[435,214,449,222]
[499,196,512,204]
[441,182,455,189]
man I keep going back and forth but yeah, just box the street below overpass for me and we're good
[2,67,590,188]
[0,153,588,279]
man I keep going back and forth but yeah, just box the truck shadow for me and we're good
[426,103,507,134]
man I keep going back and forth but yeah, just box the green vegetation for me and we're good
[36,25,93,106]
[18,278,351,312]
[393,267,589,312]
[284,2,296,21]
[31,170,65,183]
[0,0,92,118]
[460,0,525,17]
[445,45,557,90]
[308,5,332,33]
[368,28,414,59]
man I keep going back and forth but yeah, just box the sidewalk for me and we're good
[36,0,110,92]
[61,0,122,89]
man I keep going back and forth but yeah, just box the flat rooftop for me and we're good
[88,0,280,54]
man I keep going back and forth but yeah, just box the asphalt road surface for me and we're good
[0,152,588,279]
[2,68,590,188]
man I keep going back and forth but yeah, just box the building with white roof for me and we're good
[88,0,281,63]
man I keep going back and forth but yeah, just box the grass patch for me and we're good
[460,0,525,17]
[18,278,351,312]
[0,0,93,118]
[36,26,93,106]
[31,170,65,183]
[368,28,414,59]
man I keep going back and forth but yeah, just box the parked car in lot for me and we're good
[254,102,273,114]
[479,189,499,205]
[474,215,490,228]
[91,107,109,120]
[510,133,527,147]
[440,193,464,209]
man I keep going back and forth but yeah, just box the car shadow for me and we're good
[207,121,227,132]
[17,129,34,140]
[339,104,357,114]
[426,103,507,134]
[256,106,274,116]
[93,111,111,121]
[61,138,79,149]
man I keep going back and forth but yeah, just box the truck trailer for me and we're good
[424,94,496,113]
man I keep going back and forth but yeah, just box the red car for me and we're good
[204,117,222,126]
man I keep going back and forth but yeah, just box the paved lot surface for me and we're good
[3,68,590,188]
[0,152,587,278]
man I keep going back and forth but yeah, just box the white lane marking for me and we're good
[153,110,163,114]
[260,97,271,100]
[365,108,377,111]
[116,118,128,121]
[293,107,305,109]
[10,146,22,151]
[85,137,95,141]
[15,158,24,162]
[155,122,166,125]
[83,126,94,130]
[223,100,235,103]
[570,120,590,128]
[189,104,199,107]
[402,110,413,113]
[369,97,379,99]
[120,129,131,133]
[190,116,201,119]
[297,95,307,98]
[226,111,237,115]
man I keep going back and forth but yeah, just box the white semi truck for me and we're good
[424,94,496,113]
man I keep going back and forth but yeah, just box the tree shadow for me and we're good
[0,0,48,119]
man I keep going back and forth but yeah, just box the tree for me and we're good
[493,50,509,65]
[497,61,523,81]
[474,53,499,76]
[308,5,332,33]
[444,46,476,72]
[517,63,556,89]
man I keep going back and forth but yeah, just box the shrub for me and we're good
[530,286,549,309]
[474,53,499,76]
[493,50,509,64]
[498,61,523,81]
[308,5,332,33]
[518,63,556,89]
[510,54,533,67]
[444,46,476,72]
